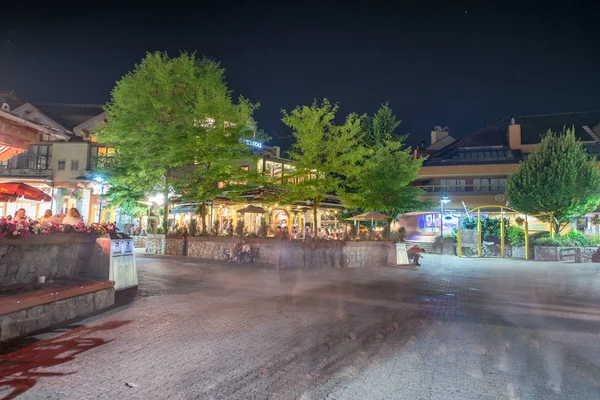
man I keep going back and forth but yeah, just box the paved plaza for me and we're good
[1,254,600,399]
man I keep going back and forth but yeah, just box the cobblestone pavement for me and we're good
[1,255,600,399]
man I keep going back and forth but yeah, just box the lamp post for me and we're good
[94,176,105,223]
[440,193,450,254]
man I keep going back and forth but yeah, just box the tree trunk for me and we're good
[200,202,207,235]
[162,181,169,233]
[313,200,319,236]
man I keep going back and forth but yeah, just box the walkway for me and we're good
[1,255,599,399]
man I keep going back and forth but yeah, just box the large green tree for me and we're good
[346,104,425,222]
[506,127,600,234]
[100,52,257,232]
[280,99,365,231]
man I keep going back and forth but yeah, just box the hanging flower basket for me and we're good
[591,215,600,226]
[515,216,525,226]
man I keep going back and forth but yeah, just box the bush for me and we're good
[235,220,246,237]
[258,219,268,238]
[506,225,525,246]
[535,237,572,247]
[461,216,509,241]
[390,227,407,242]
[188,218,198,237]
[211,221,220,236]
[587,236,600,245]
[529,231,550,243]
[564,231,590,246]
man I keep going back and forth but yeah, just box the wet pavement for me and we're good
[1,254,600,399]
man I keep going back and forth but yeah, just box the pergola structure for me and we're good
[456,205,533,259]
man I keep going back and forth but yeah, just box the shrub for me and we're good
[506,225,525,246]
[529,231,550,242]
[535,237,572,247]
[564,231,590,246]
[258,219,268,238]
[390,227,407,242]
[235,221,246,237]
[587,236,600,245]
[461,216,509,241]
[349,224,358,240]
[188,218,198,237]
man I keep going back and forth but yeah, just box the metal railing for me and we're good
[416,184,506,194]
[0,154,52,177]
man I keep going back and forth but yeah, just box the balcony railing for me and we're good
[0,154,52,177]
[416,184,506,194]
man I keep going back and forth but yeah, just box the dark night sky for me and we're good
[1,0,599,151]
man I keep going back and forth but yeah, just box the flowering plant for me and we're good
[0,218,118,239]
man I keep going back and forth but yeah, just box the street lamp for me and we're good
[94,176,105,223]
[440,193,451,254]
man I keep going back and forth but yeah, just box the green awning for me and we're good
[169,204,198,214]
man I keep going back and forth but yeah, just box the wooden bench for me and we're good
[0,279,113,316]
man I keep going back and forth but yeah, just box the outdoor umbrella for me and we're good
[236,205,266,234]
[345,210,391,229]
[0,182,51,202]
[236,205,266,214]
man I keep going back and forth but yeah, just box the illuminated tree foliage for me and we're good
[280,99,365,230]
[100,52,257,231]
[506,128,600,233]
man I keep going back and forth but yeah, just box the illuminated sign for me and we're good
[241,139,263,149]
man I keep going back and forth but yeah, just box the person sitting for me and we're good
[38,209,54,224]
[241,239,251,262]
[407,245,425,266]
[62,208,84,225]
[230,240,244,263]
[14,208,27,220]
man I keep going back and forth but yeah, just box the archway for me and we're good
[270,209,290,230]
[456,205,533,259]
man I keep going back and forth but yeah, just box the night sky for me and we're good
[1,0,599,151]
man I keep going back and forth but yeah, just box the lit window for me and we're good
[58,160,66,170]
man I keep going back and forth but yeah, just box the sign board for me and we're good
[396,242,409,265]
[240,139,263,149]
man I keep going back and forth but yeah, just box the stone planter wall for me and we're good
[165,236,184,256]
[0,285,114,342]
[145,234,165,254]
[534,246,599,262]
[0,235,99,286]
[182,237,393,268]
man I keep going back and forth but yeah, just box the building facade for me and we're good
[401,111,600,241]
[0,92,113,223]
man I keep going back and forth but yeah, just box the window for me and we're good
[58,160,66,170]
[440,179,466,192]
[71,160,79,171]
[473,178,506,192]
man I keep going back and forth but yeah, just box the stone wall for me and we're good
[179,237,393,268]
[0,286,114,342]
[164,236,183,256]
[534,246,599,262]
[145,234,164,254]
[0,235,98,286]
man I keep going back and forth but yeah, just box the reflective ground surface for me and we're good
[1,254,599,399]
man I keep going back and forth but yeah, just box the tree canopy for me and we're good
[345,104,425,221]
[280,99,365,230]
[100,52,257,231]
[506,127,600,233]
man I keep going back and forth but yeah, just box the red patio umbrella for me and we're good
[0,182,51,202]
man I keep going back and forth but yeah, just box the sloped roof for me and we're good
[32,103,104,130]
[424,111,600,165]
[515,111,600,144]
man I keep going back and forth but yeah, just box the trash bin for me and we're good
[88,233,138,290]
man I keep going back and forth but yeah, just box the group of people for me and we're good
[228,238,252,263]
[5,207,85,226]
[273,225,344,241]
